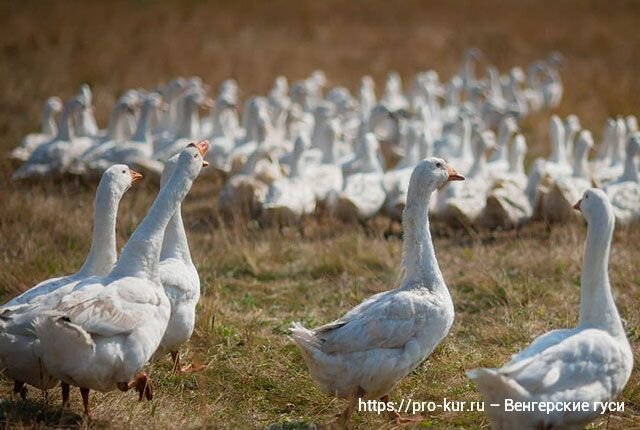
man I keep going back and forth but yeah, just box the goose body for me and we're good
[290,158,464,426]
[13,97,93,180]
[33,144,207,413]
[468,189,633,429]
[604,134,640,225]
[218,149,271,220]
[0,165,141,394]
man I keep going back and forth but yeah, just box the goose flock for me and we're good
[2,49,636,429]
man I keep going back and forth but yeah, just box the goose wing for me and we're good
[314,290,434,354]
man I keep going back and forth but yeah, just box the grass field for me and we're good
[0,1,639,428]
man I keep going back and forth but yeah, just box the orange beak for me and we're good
[573,199,582,211]
[195,140,209,156]
[446,164,465,181]
[130,170,143,183]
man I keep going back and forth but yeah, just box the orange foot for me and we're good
[117,372,154,401]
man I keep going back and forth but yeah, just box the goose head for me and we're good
[410,157,465,195]
[103,164,143,195]
[565,115,581,136]
[180,141,210,178]
[78,83,93,105]
[45,96,63,113]
[547,51,565,68]
[621,133,640,182]
[573,188,614,227]
[626,115,638,135]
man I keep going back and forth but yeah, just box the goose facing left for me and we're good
[33,142,209,415]
[0,165,143,401]
[467,189,633,430]
[290,157,465,427]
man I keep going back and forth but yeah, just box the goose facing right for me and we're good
[290,158,464,427]
[467,189,633,430]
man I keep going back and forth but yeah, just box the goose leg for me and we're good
[327,388,364,429]
[13,381,27,400]
[61,382,70,407]
[171,350,204,374]
[80,387,91,416]
[118,372,154,401]
[380,395,421,424]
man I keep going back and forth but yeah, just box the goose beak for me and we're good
[446,165,465,181]
[130,170,143,183]
[202,160,210,167]
[573,199,582,211]
[202,97,215,110]
[195,140,209,156]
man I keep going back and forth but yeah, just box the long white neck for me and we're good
[578,213,625,338]
[550,122,566,164]
[132,102,154,143]
[572,146,590,179]
[177,100,199,139]
[458,120,473,161]
[160,204,192,264]
[105,107,125,140]
[565,127,579,161]
[401,183,444,290]
[491,125,514,163]
[42,106,58,136]
[77,181,121,277]
[620,148,639,182]
[57,104,76,141]
[110,168,194,282]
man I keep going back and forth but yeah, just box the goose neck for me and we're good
[621,150,639,182]
[401,185,443,289]
[579,215,625,338]
[132,102,153,143]
[160,205,192,263]
[57,105,76,141]
[110,168,194,281]
[105,107,125,140]
[42,106,58,136]
[77,180,121,277]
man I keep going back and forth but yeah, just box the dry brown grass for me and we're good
[0,1,639,428]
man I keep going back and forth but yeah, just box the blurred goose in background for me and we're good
[75,84,100,137]
[444,129,497,225]
[333,133,386,222]
[489,116,519,172]
[604,133,640,226]
[0,165,141,403]
[155,88,212,160]
[468,189,633,430]
[69,92,140,175]
[290,158,464,427]
[218,148,271,221]
[484,134,533,228]
[261,136,316,226]
[304,119,344,206]
[93,93,167,176]
[10,97,63,161]
[540,130,593,222]
[13,97,91,180]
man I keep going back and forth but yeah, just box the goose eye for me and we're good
[436,162,443,168]
[122,169,126,174]
[194,154,198,158]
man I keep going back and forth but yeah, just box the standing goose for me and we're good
[605,134,640,226]
[290,158,464,427]
[467,189,633,429]
[152,153,202,372]
[11,97,63,161]
[0,165,142,401]
[34,142,208,415]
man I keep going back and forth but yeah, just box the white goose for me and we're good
[605,133,640,226]
[261,136,316,226]
[33,142,208,415]
[541,130,593,222]
[333,133,386,222]
[304,119,344,206]
[290,158,464,427]
[483,134,533,228]
[218,149,271,221]
[152,154,202,372]
[467,189,633,430]
[11,97,63,161]
[0,165,142,402]
[12,97,92,180]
